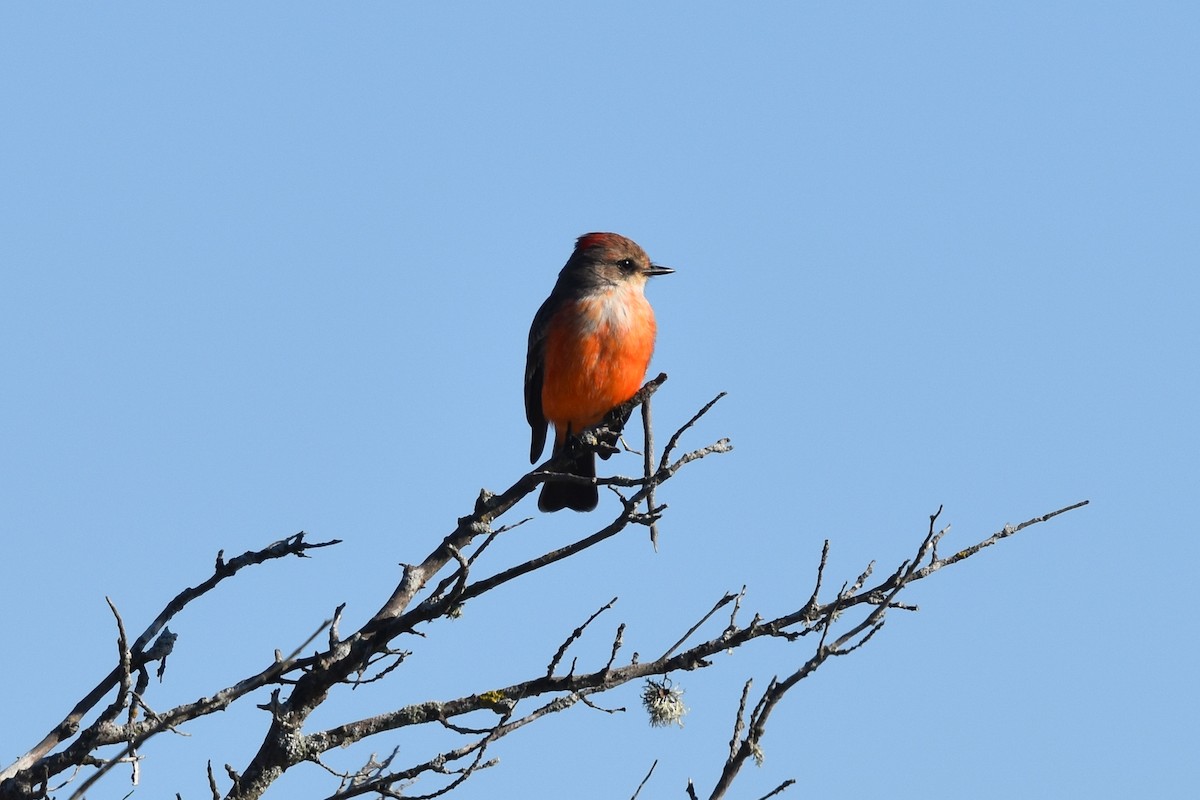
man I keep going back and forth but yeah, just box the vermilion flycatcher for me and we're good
[525,232,673,512]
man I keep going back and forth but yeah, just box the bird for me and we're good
[525,232,673,512]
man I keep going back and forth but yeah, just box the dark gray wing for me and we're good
[525,296,554,463]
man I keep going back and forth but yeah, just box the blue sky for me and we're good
[2,3,1196,798]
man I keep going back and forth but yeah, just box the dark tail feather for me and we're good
[538,449,598,512]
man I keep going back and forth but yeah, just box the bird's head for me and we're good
[565,232,674,288]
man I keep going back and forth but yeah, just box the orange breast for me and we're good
[542,286,657,441]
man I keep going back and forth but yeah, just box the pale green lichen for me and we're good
[642,678,687,728]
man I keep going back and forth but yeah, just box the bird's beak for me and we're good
[645,263,674,277]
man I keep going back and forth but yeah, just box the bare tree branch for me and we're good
[0,533,339,787]
[0,379,1090,800]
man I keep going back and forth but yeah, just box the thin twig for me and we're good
[546,598,619,678]
[756,779,796,800]
[659,391,727,472]
[642,396,660,550]
[729,679,752,761]
[630,760,657,800]
[661,592,739,661]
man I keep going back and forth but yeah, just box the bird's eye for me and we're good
[617,258,637,271]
